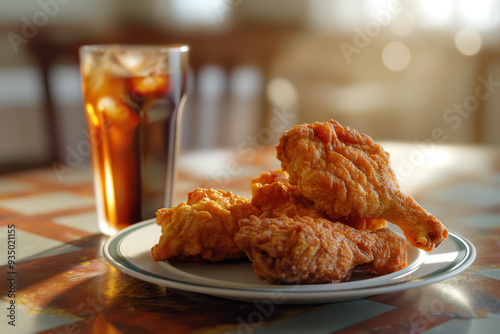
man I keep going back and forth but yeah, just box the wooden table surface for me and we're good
[1,143,499,334]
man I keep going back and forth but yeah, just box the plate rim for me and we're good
[103,219,476,304]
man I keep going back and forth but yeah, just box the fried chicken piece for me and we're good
[251,177,327,220]
[251,169,290,185]
[251,170,387,231]
[235,215,407,284]
[358,227,408,276]
[337,217,388,232]
[251,170,320,216]
[276,120,448,251]
[151,188,261,262]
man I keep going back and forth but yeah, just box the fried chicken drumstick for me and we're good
[276,120,448,251]
[251,169,387,231]
[235,215,407,284]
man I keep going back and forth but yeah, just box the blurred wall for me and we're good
[1,0,499,173]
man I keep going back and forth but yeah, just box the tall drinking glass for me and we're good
[79,44,189,235]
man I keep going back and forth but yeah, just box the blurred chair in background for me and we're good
[1,0,499,174]
[0,66,51,171]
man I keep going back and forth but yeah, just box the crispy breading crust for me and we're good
[151,188,261,262]
[235,215,407,284]
[276,120,448,251]
[251,169,387,230]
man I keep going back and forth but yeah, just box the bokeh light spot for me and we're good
[266,78,298,107]
[455,28,482,56]
[382,42,411,71]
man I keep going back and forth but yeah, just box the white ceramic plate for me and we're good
[103,219,476,304]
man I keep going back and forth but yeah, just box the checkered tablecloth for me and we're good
[1,144,499,334]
